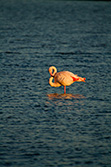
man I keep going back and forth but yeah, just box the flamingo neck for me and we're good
[49,77,61,87]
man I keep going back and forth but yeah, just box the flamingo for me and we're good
[49,66,86,94]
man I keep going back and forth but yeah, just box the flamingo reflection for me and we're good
[47,93,85,100]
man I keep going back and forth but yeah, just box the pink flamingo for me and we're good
[49,66,86,94]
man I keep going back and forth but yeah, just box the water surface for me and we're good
[0,0,111,167]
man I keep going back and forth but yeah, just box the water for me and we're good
[0,0,111,167]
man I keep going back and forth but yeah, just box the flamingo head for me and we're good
[49,66,57,77]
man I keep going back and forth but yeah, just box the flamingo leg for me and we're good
[64,86,66,94]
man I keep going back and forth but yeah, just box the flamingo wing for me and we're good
[55,71,75,86]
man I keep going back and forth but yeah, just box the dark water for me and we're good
[0,0,111,167]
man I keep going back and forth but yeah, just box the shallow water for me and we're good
[0,0,111,167]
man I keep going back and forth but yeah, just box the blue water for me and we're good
[0,0,111,167]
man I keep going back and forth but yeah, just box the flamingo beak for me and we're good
[49,69,53,77]
[50,72,54,77]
